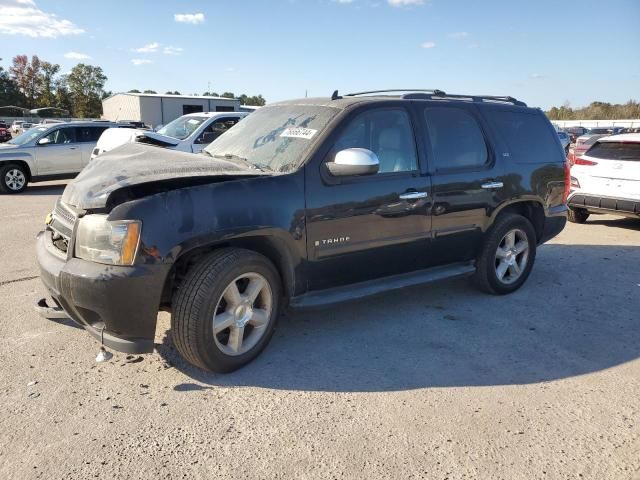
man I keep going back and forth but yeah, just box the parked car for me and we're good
[0,124,11,143]
[35,90,568,372]
[571,127,621,165]
[11,120,25,133]
[567,133,640,223]
[557,130,570,154]
[20,122,33,132]
[564,126,589,144]
[90,112,248,160]
[0,121,117,193]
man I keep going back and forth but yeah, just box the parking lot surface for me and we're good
[0,181,639,480]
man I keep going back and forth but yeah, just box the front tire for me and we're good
[172,248,282,373]
[474,213,537,295]
[0,163,28,194]
[568,208,589,224]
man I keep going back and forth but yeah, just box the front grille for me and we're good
[49,199,78,253]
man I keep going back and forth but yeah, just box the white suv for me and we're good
[0,122,116,193]
[568,133,640,223]
[90,112,247,160]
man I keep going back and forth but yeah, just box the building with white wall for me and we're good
[102,93,241,127]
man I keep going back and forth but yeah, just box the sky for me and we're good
[0,0,639,110]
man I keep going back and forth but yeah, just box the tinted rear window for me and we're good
[483,110,563,163]
[586,141,640,161]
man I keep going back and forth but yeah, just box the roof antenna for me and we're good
[331,90,341,100]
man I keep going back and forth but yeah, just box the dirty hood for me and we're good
[62,143,267,209]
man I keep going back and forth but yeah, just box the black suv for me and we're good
[36,90,569,372]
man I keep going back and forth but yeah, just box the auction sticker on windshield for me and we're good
[280,127,317,140]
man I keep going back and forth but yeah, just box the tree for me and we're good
[143,89,157,94]
[165,90,181,95]
[221,92,235,99]
[128,89,141,93]
[66,64,107,118]
[10,55,42,108]
[238,93,266,106]
[53,75,73,114]
[38,61,60,107]
[202,91,219,97]
[0,58,26,107]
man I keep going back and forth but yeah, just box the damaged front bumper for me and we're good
[35,229,170,354]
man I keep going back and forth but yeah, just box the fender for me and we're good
[107,172,308,297]
[0,149,36,176]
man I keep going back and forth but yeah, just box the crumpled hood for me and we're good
[62,143,266,209]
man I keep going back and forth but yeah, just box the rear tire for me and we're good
[568,208,589,224]
[474,213,537,295]
[171,248,282,373]
[0,163,28,194]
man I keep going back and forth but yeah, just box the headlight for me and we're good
[75,214,141,265]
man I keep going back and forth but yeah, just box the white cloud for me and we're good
[0,0,84,38]
[387,0,424,6]
[174,13,205,24]
[163,46,183,55]
[448,31,469,39]
[131,59,152,66]
[421,41,436,49]
[135,42,160,53]
[64,51,91,60]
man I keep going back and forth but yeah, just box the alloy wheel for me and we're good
[5,169,26,191]
[212,273,273,356]
[494,228,529,285]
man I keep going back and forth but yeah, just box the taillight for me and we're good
[563,160,571,203]
[574,157,598,166]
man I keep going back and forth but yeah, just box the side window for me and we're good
[423,107,488,171]
[41,127,75,145]
[332,108,417,174]
[195,118,239,144]
[483,110,564,163]
[75,126,108,143]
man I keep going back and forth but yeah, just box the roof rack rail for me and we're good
[342,89,446,97]
[402,91,527,107]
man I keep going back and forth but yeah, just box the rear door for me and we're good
[304,104,432,290]
[75,126,110,167]
[34,126,82,175]
[417,103,506,266]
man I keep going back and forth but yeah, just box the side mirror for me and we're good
[38,137,51,146]
[326,148,379,177]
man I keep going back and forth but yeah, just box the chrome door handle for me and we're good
[69,147,78,150]
[481,181,504,189]
[399,191,428,200]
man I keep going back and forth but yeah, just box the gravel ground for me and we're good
[0,181,639,480]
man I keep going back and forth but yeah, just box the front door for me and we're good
[418,104,506,265]
[305,105,432,291]
[35,126,82,175]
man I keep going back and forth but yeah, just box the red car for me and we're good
[0,125,12,143]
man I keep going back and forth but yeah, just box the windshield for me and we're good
[157,116,208,140]
[7,126,48,146]
[204,104,339,172]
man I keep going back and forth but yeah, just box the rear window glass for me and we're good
[483,110,563,163]
[586,142,640,161]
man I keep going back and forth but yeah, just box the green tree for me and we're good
[10,55,42,108]
[128,89,141,93]
[66,63,107,118]
[38,61,60,107]
[0,58,26,107]
[221,92,235,99]
[143,89,157,94]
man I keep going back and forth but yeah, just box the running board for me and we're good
[290,262,476,308]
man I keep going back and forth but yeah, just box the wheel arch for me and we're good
[161,234,299,309]
[490,199,546,242]
[0,159,33,180]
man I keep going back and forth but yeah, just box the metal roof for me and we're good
[104,92,240,102]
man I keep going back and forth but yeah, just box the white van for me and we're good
[91,112,247,160]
